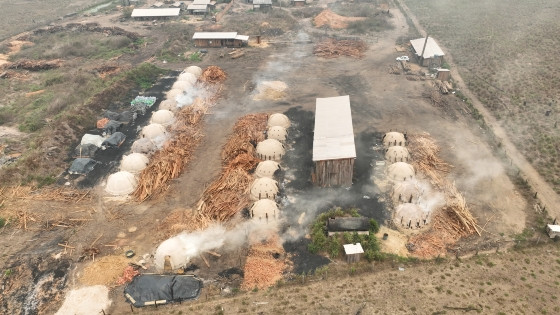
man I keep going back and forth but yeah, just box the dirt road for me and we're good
[396,0,559,221]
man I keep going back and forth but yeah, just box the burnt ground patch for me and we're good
[280,107,388,274]
[57,72,179,188]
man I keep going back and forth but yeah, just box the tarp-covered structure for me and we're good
[102,132,126,149]
[68,158,99,175]
[73,143,98,158]
[312,95,355,187]
[124,274,202,307]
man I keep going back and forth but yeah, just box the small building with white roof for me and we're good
[192,32,249,48]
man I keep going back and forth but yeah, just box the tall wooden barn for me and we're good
[312,95,356,187]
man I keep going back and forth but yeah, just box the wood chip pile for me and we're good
[0,185,92,202]
[196,114,268,221]
[200,66,227,84]
[406,133,480,258]
[241,236,288,290]
[313,38,367,59]
[79,255,130,286]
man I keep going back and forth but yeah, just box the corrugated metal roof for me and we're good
[343,243,364,255]
[410,37,445,59]
[192,32,238,39]
[548,224,560,232]
[131,8,181,17]
[313,95,356,161]
[187,4,208,10]
[253,0,272,4]
[235,35,249,41]
[192,0,211,4]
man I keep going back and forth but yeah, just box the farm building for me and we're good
[130,8,181,20]
[410,36,445,68]
[327,217,370,236]
[312,95,356,187]
[186,4,209,14]
[343,243,364,263]
[291,0,306,6]
[253,0,273,11]
[192,32,249,48]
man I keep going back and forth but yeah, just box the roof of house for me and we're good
[343,243,364,255]
[192,32,249,41]
[253,0,273,4]
[548,224,560,233]
[327,217,370,232]
[410,37,445,59]
[131,8,181,17]
[192,0,211,4]
[313,95,356,161]
[187,4,208,10]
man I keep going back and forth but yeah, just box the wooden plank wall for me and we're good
[312,158,354,187]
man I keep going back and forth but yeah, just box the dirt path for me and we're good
[395,0,560,221]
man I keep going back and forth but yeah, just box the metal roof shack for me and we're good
[186,4,209,14]
[291,0,306,5]
[312,95,356,187]
[192,32,249,48]
[546,224,560,238]
[131,8,181,19]
[327,217,370,236]
[343,243,364,263]
[410,37,445,67]
[253,0,273,10]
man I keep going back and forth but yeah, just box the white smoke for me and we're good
[154,220,279,270]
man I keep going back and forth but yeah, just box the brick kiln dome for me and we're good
[120,153,149,175]
[250,177,279,201]
[105,171,138,196]
[267,113,291,129]
[178,72,198,84]
[151,110,175,126]
[172,80,193,91]
[392,180,421,204]
[267,126,287,141]
[131,138,156,156]
[255,139,285,161]
[141,123,167,141]
[394,203,429,229]
[250,199,280,221]
[383,132,406,147]
[184,66,202,78]
[385,146,410,163]
[159,99,178,112]
[387,162,415,181]
[255,160,281,178]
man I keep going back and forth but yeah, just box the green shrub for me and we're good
[0,217,6,228]
[125,63,166,90]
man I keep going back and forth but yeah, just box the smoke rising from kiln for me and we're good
[154,220,279,270]
[176,85,208,108]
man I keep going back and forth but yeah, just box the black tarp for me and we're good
[73,144,98,158]
[68,158,99,175]
[102,120,123,135]
[102,110,136,124]
[124,274,202,307]
[102,132,126,149]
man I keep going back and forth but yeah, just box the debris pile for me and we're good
[5,59,62,71]
[313,38,367,59]
[34,22,140,40]
[116,266,140,285]
[199,66,227,84]
[407,133,451,187]
[313,9,365,29]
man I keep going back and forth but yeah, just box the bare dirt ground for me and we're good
[0,0,556,314]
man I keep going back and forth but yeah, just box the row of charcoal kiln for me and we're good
[99,66,203,196]
[383,131,431,230]
[248,113,291,226]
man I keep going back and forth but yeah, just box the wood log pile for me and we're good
[132,104,205,201]
[241,236,289,290]
[423,88,447,107]
[196,113,268,221]
[406,133,480,258]
[313,38,367,59]
[200,66,227,84]
[6,59,62,71]
[0,185,92,202]
[433,80,449,94]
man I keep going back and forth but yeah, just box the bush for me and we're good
[125,63,166,90]
[369,219,380,234]
[347,16,394,34]
[0,217,6,228]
